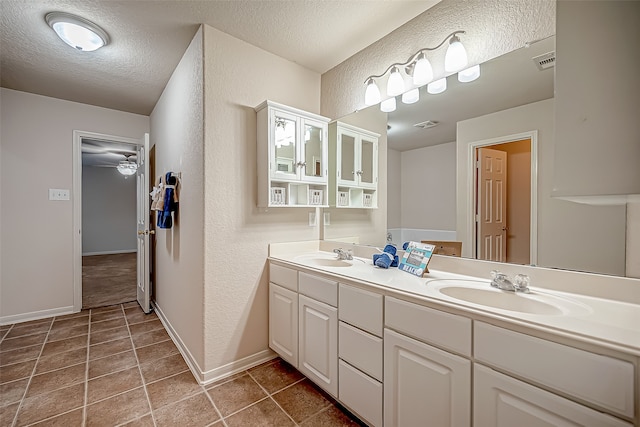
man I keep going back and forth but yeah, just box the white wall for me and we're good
[0,88,149,323]
[150,28,206,369]
[401,142,456,231]
[201,25,323,376]
[82,166,137,255]
[457,99,626,276]
[387,148,401,229]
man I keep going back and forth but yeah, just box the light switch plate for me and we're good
[49,189,70,200]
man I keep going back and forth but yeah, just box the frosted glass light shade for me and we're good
[401,88,420,104]
[380,97,396,113]
[117,161,137,176]
[444,35,468,72]
[412,53,434,86]
[387,67,405,96]
[458,64,480,82]
[427,78,447,94]
[364,78,381,106]
[46,12,109,52]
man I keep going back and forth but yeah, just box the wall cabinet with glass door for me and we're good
[329,122,380,208]
[256,101,330,207]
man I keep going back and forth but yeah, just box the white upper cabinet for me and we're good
[329,122,380,208]
[256,101,329,207]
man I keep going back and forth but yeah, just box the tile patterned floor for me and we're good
[0,303,365,426]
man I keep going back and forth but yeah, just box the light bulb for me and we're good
[387,66,405,97]
[412,53,433,86]
[401,88,419,104]
[444,34,468,72]
[380,97,396,113]
[427,77,447,94]
[458,64,480,82]
[364,78,381,106]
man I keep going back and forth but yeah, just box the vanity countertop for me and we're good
[269,242,640,357]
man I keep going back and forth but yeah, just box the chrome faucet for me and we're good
[490,270,530,293]
[333,248,353,260]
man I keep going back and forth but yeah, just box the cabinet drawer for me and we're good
[299,272,337,306]
[385,296,471,356]
[269,263,297,291]
[338,284,383,337]
[475,322,635,418]
[474,364,632,427]
[339,321,382,381]
[339,360,383,427]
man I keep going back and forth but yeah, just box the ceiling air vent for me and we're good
[532,51,556,71]
[414,120,439,129]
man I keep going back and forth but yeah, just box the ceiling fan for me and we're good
[116,154,138,176]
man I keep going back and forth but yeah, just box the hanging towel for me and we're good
[157,172,179,229]
[150,176,164,211]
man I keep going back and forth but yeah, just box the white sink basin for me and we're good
[429,279,591,316]
[293,253,356,268]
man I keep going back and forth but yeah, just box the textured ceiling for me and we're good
[0,0,439,115]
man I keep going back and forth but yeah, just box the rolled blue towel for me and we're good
[374,244,397,269]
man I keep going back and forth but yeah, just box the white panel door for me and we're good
[477,147,507,262]
[269,283,298,367]
[136,133,152,313]
[474,364,632,427]
[298,294,338,397]
[384,329,471,427]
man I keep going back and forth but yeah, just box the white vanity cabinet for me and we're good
[297,273,338,398]
[329,121,380,208]
[384,296,472,427]
[256,101,330,207]
[338,284,384,427]
[268,264,298,367]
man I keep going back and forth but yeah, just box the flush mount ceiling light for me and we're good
[363,30,477,111]
[45,12,110,52]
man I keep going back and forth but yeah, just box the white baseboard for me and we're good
[0,306,76,326]
[82,249,137,256]
[152,301,277,385]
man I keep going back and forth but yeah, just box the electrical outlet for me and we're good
[309,212,316,227]
[49,189,70,201]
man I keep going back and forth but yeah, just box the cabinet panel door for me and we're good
[474,364,632,427]
[271,109,300,180]
[384,329,471,427]
[299,295,338,397]
[337,129,358,186]
[339,360,383,427]
[269,283,298,367]
[301,117,328,183]
[359,137,377,188]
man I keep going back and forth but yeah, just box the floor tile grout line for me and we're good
[9,318,54,427]
[201,383,230,427]
[246,370,302,426]
[82,307,96,427]
[123,304,159,427]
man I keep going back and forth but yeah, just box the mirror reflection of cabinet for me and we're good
[329,122,380,208]
[256,101,330,207]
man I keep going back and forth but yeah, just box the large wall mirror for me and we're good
[323,34,630,278]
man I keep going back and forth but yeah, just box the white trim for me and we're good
[0,306,74,326]
[82,249,137,256]
[465,131,538,265]
[152,301,277,385]
[73,131,143,312]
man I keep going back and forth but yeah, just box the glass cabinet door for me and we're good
[273,111,298,179]
[339,132,357,185]
[302,120,325,181]
[360,138,377,187]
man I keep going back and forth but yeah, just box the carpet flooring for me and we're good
[82,253,137,309]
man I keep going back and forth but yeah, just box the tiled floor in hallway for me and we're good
[1,303,364,426]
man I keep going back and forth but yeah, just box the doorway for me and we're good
[467,131,538,266]
[72,131,148,311]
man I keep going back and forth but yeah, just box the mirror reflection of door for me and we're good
[475,139,531,264]
[340,132,356,185]
[361,138,375,185]
[304,123,323,178]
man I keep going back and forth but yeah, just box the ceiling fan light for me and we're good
[45,12,109,52]
[117,161,137,176]
[401,88,419,104]
[412,53,433,86]
[387,66,405,97]
[444,34,468,72]
[364,78,381,106]
[380,97,396,113]
[427,77,447,94]
[458,64,480,82]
